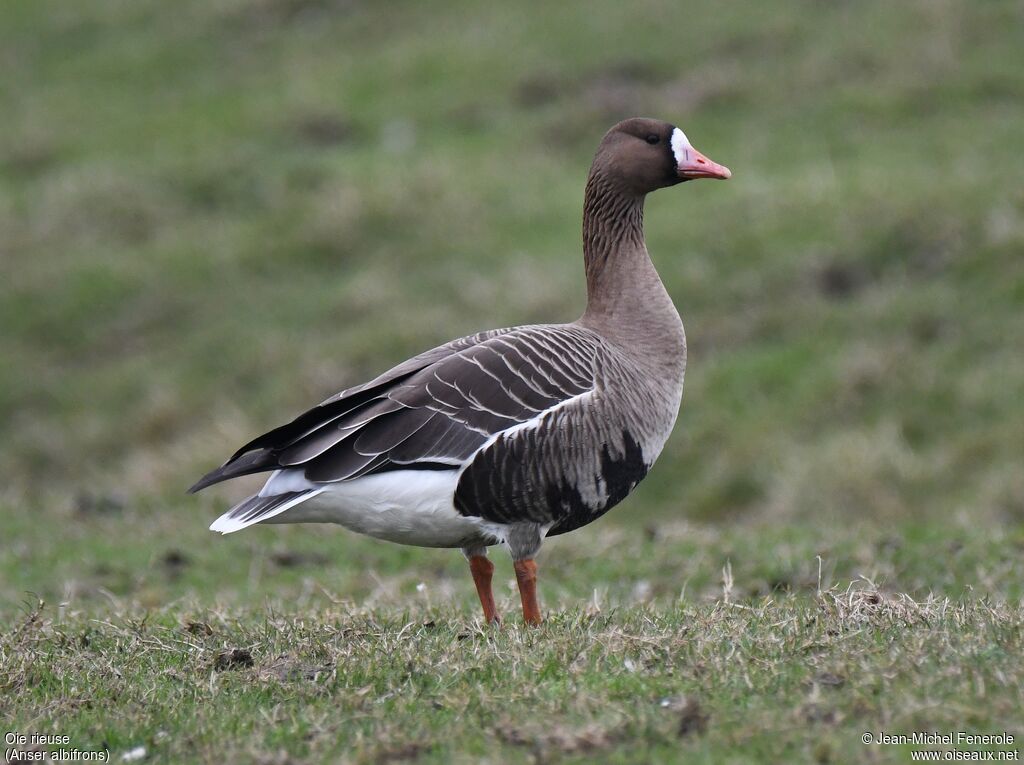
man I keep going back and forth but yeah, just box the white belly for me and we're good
[261,469,494,548]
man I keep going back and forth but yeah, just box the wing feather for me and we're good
[190,325,600,492]
[352,406,434,454]
[276,398,404,466]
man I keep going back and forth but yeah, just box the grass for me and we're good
[2,0,1023,761]
[3,521,1023,764]
[3,511,1023,763]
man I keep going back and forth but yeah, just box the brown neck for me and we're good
[579,169,683,355]
[582,169,646,305]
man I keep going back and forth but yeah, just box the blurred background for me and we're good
[1,0,1022,613]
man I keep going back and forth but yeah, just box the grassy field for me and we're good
[2,0,1023,762]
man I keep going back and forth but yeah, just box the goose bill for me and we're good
[676,147,731,180]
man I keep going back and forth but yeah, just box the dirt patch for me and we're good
[161,549,191,579]
[213,648,255,671]
[816,262,868,300]
[184,621,214,637]
[291,113,360,148]
[269,549,331,568]
[74,492,126,516]
[661,695,709,737]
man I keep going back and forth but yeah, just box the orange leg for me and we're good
[469,555,500,624]
[513,558,542,626]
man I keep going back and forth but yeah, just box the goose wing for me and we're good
[189,325,599,492]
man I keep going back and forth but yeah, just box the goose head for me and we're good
[591,117,731,196]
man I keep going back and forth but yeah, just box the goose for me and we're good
[190,117,730,625]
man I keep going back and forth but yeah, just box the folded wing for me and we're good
[189,325,599,492]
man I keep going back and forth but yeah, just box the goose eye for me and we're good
[645,134,660,145]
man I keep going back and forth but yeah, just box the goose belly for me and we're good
[264,470,493,548]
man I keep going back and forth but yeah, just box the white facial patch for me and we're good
[671,127,692,164]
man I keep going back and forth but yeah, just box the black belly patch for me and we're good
[454,428,650,534]
[546,430,648,536]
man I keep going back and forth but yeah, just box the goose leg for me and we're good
[513,558,541,625]
[507,524,544,625]
[463,547,500,624]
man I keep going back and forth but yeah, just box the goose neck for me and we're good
[581,171,646,298]
[580,170,678,331]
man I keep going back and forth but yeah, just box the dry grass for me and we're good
[2,576,1022,764]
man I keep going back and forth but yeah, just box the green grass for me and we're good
[3,520,1023,763]
[3,510,1023,763]
[2,0,1023,762]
